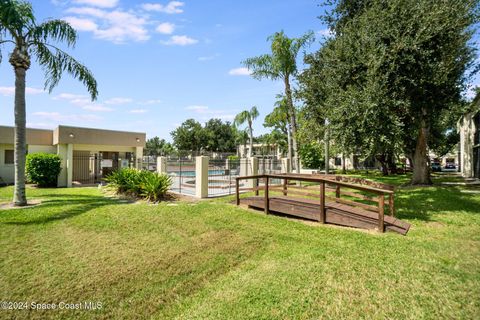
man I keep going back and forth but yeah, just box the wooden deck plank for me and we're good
[241,196,410,235]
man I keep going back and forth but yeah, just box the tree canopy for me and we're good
[299,0,478,182]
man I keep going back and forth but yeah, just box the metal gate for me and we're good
[72,152,102,185]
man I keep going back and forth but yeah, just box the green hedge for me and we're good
[105,169,172,202]
[26,153,62,187]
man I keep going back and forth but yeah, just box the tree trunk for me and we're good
[341,153,346,174]
[284,76,300,173]
[248,122,253,158]
[387,152,398,174]
[286,123,292,163]
[13,66,27,206]
[324,126,330,174]
[411,121,432,185]
[376,154,389,176]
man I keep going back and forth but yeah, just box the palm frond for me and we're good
[242,54,279,80]
[32,42,98,100]
[0,0,35,38]
[28,19,77,48]
[234,110,249,127]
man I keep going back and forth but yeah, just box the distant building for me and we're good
[0,125,145,187]
[237,143,281,159]
[458,96,480,179]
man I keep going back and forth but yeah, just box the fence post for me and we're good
[281,158,291,173]
[157,156,167,174]
[195,156,209,198]
[378,194,385,232]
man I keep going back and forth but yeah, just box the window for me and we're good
[4,150,14,164]
[335,157,342,166]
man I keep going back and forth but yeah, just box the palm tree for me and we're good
[264,94,292,161]
[0,0,98,206]
[243,31,313,173]
[234,106,259,157]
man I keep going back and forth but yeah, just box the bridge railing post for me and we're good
[264,176,269,214]
[235,178,240,205]
[319,181,325,223]
[378,194,385,232]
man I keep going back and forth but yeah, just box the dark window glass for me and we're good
[4,150,14,164]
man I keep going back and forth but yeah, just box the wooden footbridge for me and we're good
[235,173,410,235]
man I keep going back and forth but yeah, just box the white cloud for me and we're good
[161,35,198,46]
[186,105,236,121]
[65,7,150,43]
[140,99,162,105]
[0,86,44,96]
[104,97,133,105]
[64,16,98,31]
[155,22,175,34]
[33,112,101,122]
[129,109,148,113]
[53,92,113,112]
[82,104,114,112]
[228,67,251,76]
[73,0,118,8]
[186,105,209,113]
[141,1,184,14]
[198,54,219,61]
[54,93,87,100]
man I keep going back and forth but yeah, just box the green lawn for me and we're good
[0,174,479,319]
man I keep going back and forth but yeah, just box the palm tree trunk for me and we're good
[248,122,253,158]
[286,124,292,165]
[284,76,299,173]
[13,66,27,206]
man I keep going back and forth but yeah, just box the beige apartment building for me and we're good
[0,125,145,187]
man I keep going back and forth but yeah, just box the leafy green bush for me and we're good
[228,155,240,161]
[26,153,62,187]
[299,143,325,169]
[105,169,171,202]
[140,172,172,202]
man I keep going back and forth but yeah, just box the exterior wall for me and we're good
[0,144,14,184]
[458,111,477,178]
[54,125,145,147]
[28,145,57,154]
[0,126,53,145]
[1,125,146,187]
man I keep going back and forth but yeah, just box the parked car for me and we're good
[445,163,456,170]
[431,162,442,172]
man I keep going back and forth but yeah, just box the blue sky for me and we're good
[0,0,478,141]
[0,0,327,141]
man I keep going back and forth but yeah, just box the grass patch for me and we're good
[0,174,479,319]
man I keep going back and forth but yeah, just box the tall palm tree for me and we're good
[0,0,98,206]
[234,106,259,157]
[243,31,313,173]
[265,94,292,161]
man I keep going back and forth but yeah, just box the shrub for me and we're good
[140,172,172,202]
[299,143,324,169]
[105,169,172,202]
[26,153,62,187]
[228,155,240,161]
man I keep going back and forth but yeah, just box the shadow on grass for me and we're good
[395,185,480,222]
[0,194,125,226]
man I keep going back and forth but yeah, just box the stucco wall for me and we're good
[0,144,14,184]
[0,126,53,145]
[54,126,145,147]
[458,112,476,178]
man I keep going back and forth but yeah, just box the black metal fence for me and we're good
[72,153,102,185]
[166,158,196,195]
